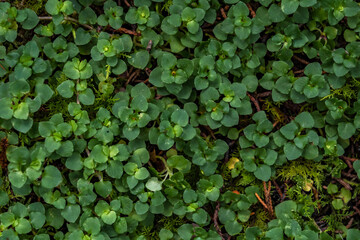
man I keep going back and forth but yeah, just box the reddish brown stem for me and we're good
[312,186,321,209]
[293,69,304,74]
[255,193,268,210]
[335,178,353,190]
[346,218,354,229]
[272,180,283,200]
[204,125,216,140]
[246,3,256,18]
[115,27,140,36]
[340,156,358,162]
[213,202,226,240]
[293,55,310,65]
[247,93,261,112]
[123,0,131,7]
[125,69,140,86]
[256,91,272,98]
[354,206,360,215]
[342,172,357,179]
[343,158,353,169]
[264,182,274,217]
[220,8,227,19]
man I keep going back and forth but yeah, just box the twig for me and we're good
[342,172,357,179]
[146,40,153,52]
[213,202,226,240]
[343,158,353,169]
[346,218,354,229]
[255,193,268,210]
[256,91,271,98]
[264,181,274,217]
[340,156,358,162]
[38,16,94,30]
[114,27,140,36]
[272,180,283,200]
[204,125,216,139]
[312,186,321,210]
[220,8,227,19]
[335,178,353,190]
[294,69,304,74]
[272,121,279,128]
[247,93,261,112]
[145,68,152,76]
[125,69,140,86]
[123,0,131,7]
[246,3,256,18]
[353,206,360,215]
[292,55,310,65]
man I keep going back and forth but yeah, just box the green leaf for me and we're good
[41,166,63,189]
[134,167,150,180]
[254,164,271,181]
[128,50,149,69]
[157,134,174,150]
[9,171,27,188]
[281,0,299,15]
[0,98,13,120]
[146,177,162,191]
[61,205,81,223]
[22,9,39,30]
[79,88,95,105]
[15,218,32,234]
[45,0,60,15]
[225,221,243,236]
[135,201,149,215]
[347,229,360,240]
[354,160,360,179]
[83,217,101,235]
[284,142,302,160]
[94,181,112,198]
[13,102,29,120]
[63,58,93,79]
[294,112,314,128]
[159,229,174,240]
[167,155,191,173]
[275,200,297,220]
[171,109,189,127]
[280,122,299,140]
[338,122,356,139]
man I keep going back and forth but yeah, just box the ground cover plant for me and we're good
[1,0,360,239]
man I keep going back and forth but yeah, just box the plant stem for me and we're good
[38,16,94,30]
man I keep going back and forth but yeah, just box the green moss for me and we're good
[321,78,360,103]
[158,215,187,232]
[14,0,45,14]
[277,159,326,189]
[136,226,159,240]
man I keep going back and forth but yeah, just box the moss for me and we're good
[277,159,326,189]
[321,78,360,103]
[263,98,287,124]
[136,225,159,240]
[14,0,45,14]
[34,73,73,122]
[244,209,269,231]
[158,215,186,232]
